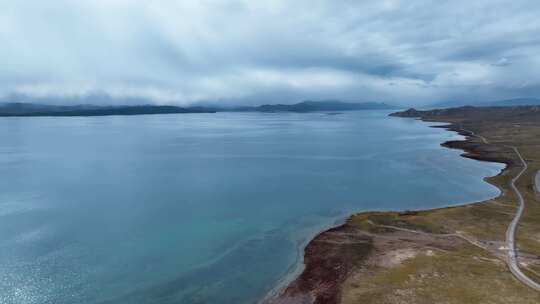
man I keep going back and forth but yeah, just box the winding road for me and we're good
[462,127,540,291]
[505,147,540,291]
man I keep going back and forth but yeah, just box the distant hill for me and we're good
[229,100,395,112]
[432,98,540,108]
[0,103,215,117]
[390,105,540,119]
[487,98,540,106]
[0,97,395,117]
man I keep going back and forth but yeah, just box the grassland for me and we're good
[270,106,540,304]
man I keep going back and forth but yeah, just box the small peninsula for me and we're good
[267,106,540,304]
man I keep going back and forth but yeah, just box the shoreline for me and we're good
[264,117,517,304]
[259,216,348,304]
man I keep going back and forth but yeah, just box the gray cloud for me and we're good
[492,58,512,67]
[1,0,540,106]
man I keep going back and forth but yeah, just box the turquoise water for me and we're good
[0,111,503,304]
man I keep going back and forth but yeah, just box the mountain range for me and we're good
[431,97,540,109]
[0,98,395,117]
[227,100,394,112]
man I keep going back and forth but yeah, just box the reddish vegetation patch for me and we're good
[268,107,540,304]
[268,225,372,304]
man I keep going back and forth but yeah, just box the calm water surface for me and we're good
[0,111,503,304]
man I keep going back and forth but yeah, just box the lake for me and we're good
[0,111,503,304]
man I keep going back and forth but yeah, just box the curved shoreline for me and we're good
[259,216,348,304]
[264,120,516,304]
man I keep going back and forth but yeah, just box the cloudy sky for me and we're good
[2,0,540,106]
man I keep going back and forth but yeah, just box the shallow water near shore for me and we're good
[0,111,503,304]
